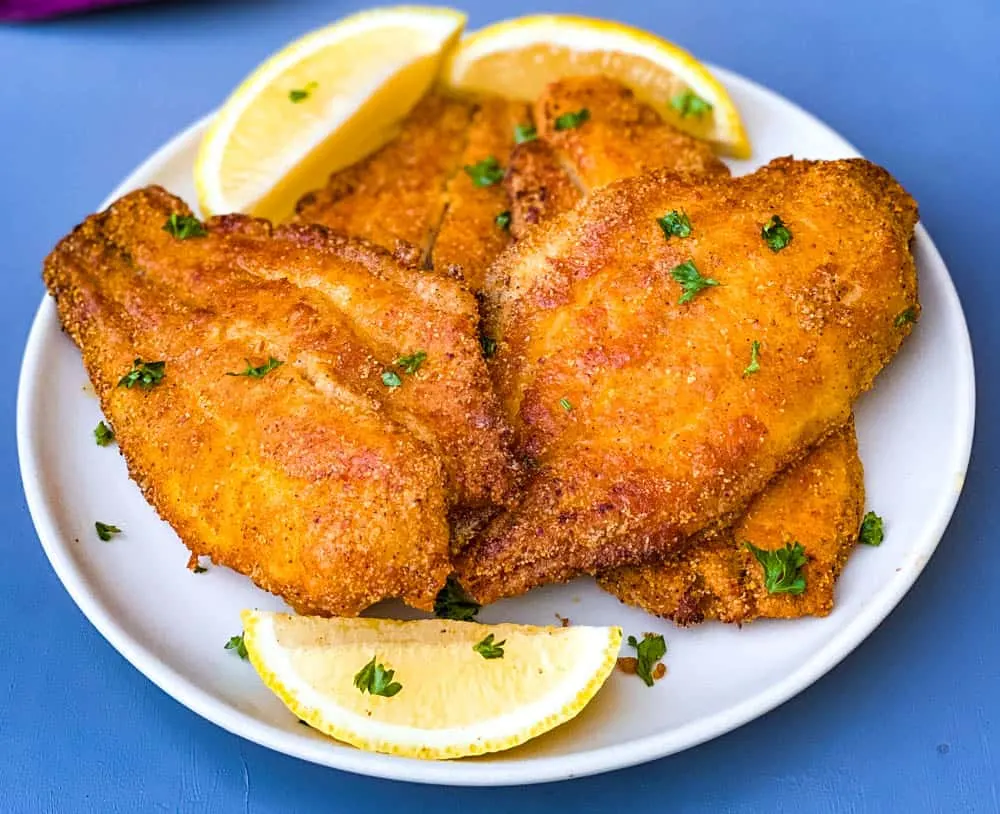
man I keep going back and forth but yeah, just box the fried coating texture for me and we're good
[456,157,919,603]
[598,424,865,624]
[432,98,530,291]
[534,76,729,190]
[504,76,728,241]
[43,186,517,615]
[293,94,473,264]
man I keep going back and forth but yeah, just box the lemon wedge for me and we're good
[441,14,750,158]
[195,6,466,220]
[242,610,622,759]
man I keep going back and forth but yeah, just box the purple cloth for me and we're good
[1,0,148,19]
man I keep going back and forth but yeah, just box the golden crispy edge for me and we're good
[598,422,865,624]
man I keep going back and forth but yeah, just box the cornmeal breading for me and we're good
[457,157,918,603]
[43,186,517,616]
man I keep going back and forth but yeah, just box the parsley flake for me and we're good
[163,213,206,240]
[894,307,919,327]
[226,356,283,379]
[289,81,317,103]
[474,633,506,660]
[434,575,480,621]
[745,541,807,595]
[761,215,792,252]
[353,655,402,697]
[395,350,427,375]
[743,340,761,377]
[670,260,719,304]
[859,511,885,546]
[381,370,402,389]
[514,123,538,144]
[554,108,590,131]
[464,156,504,188]
[118,358,165,390]
[658,210,692,240]
[626,633,667,687]
[95,521,121,542]
[193,564,208,574]
[94,420,115,447]
[670,90,713,118]
[224,633,248,660]
[480,335,498,359]
[495,210,512,230]
[559,397,573,412]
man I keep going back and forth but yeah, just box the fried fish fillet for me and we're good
[598,424,865,624]
[293,94,473,265]
[503,77,868,623]
[44,186,517,616]
[456,157,918,603]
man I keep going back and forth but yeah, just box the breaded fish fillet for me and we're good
[43,186,517,616]
[456,157,919,603]
[598,424,865,624]
[502,77,868,624]
[293,94,473,264]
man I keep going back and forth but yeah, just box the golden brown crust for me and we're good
[598,423,866,624]
[293,94,473,263]
[43,186,519,615]
[534,76,730,190]
[458,157,919,603]
[432,98,530,291]
[505,138,583,240]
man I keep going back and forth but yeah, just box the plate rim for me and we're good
[17,65,977,786]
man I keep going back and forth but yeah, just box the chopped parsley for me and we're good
[473,633,506,660]
[495,210,512,230]
[162,213,206,240]
[464,156,504,188]
[559,397,573,412]
[657,210,693,240]
[224,633,248,660]
[514,123,538,144]
[382,351,426,387]
[226,356,284,379]
[626,633,667,687]
[554,108,590,131]
[434,575,480,621]
[761,215,792,252]
[95,521,121,542]
[395,350,427,375]
[193,564,208,574]
[894,307,919,327]
[118,359,165,390]
[670,260,719,304]
[670,90,713,118]
[745,541,807,595]
[743,340,761,377]
[94,420,115,447]
[353,656,402,697]
[288,81,317,103]
[859,511,885,546]
[480,334,498,359]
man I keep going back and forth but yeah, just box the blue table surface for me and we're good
[2,1,998,811]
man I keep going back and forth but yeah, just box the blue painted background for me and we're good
[2,1,997,811]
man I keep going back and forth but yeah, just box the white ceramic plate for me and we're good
[18,66,975,786]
